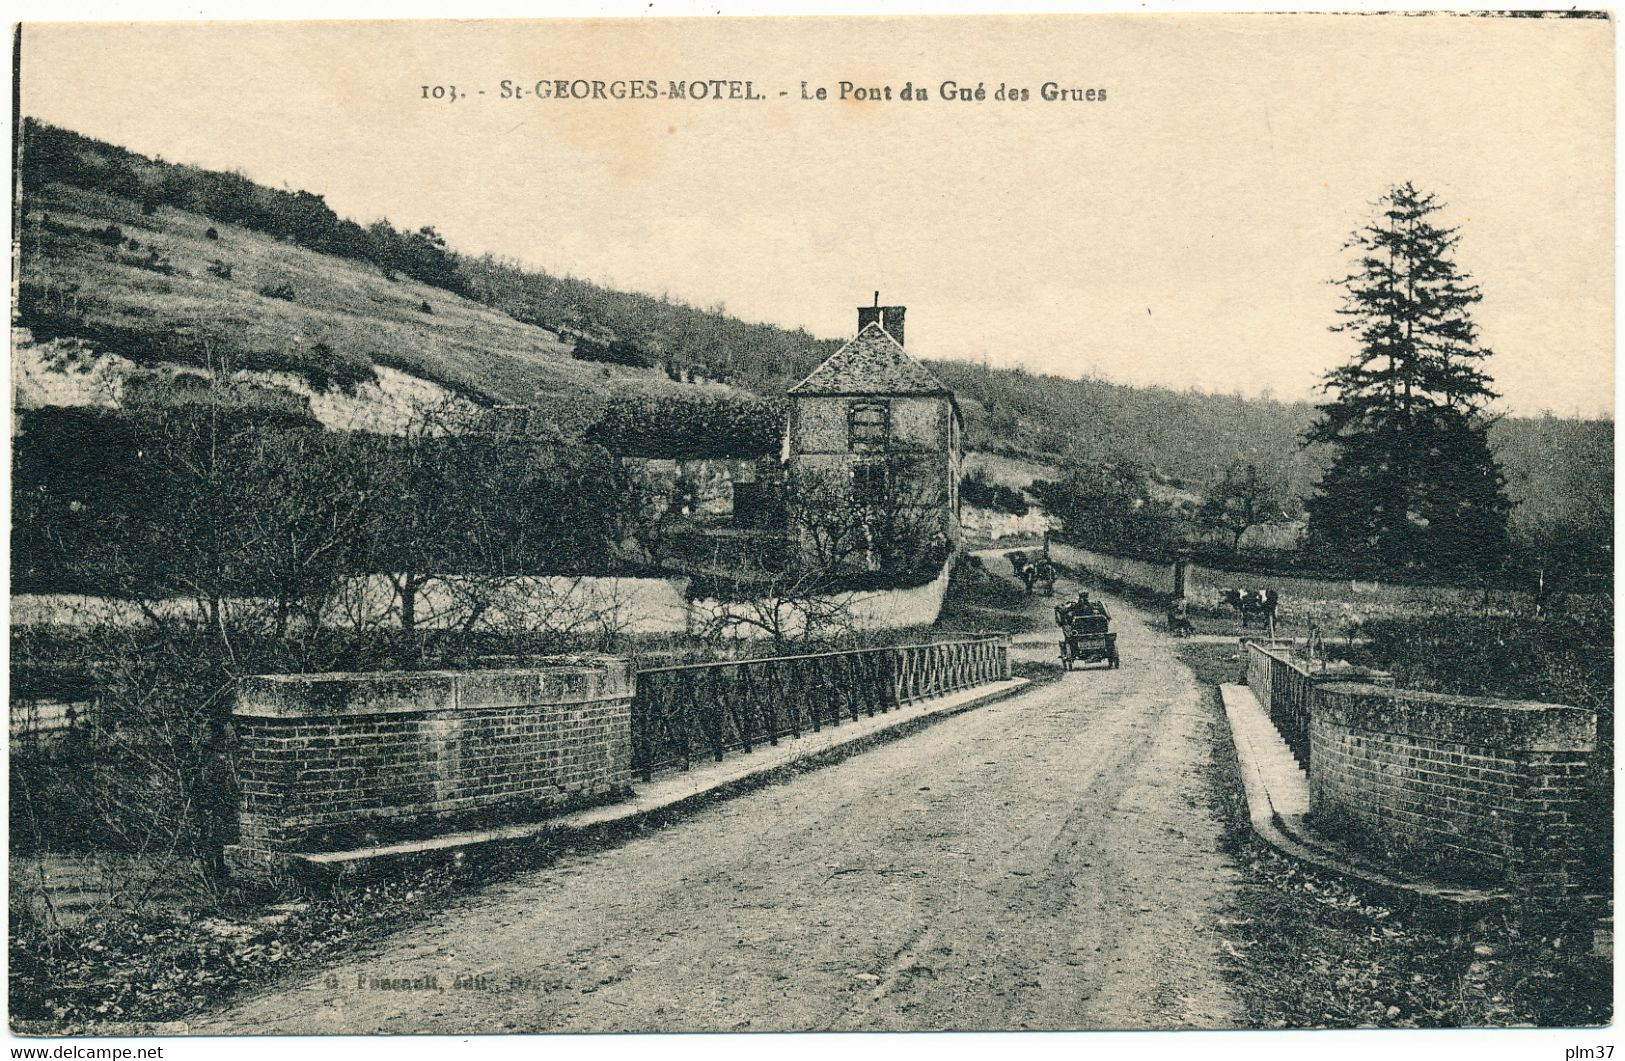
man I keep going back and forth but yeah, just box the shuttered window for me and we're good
[848,402,889,449]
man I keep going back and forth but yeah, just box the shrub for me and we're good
[572,336,654,369]
[419,300,434,314]
[961,471,1029,516]
[258,281,295,302]
[206,259,232,280]
[588,391,784,459]
[139,249,173,276]
[204,226,218,240]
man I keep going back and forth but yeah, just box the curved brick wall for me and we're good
[1309,681,1596,894]
[1245,640,1599,896]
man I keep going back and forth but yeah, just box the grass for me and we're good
[17,182,694,413]
[1179,638,1611,1028]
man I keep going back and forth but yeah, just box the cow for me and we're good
[1220,587,1279,631]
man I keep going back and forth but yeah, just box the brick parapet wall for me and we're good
[1245,643,1597,896]
[226,658,634,877]
[1309,681,1594,894]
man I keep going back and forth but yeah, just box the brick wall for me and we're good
[1245,639,1597,896]
[226,659,634,877]
[1309,683,1596,894]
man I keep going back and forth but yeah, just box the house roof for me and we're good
[788,322,953,397]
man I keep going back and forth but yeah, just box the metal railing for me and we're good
[631,634,1010,781]
[1244,640,1319,770]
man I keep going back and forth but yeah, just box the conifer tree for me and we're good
[1304,183,1510,571]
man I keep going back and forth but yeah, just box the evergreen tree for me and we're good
[1304,183,1511,571]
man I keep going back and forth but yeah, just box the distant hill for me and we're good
[14,118,1613,546]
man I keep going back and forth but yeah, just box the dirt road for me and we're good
[195,575,1243,1033]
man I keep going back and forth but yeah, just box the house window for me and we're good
[853,461,889,504]
[848,401,890,450]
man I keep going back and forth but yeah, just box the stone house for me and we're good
[784,299,963,569]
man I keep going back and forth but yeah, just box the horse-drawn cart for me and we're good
[1056,607,1120,670]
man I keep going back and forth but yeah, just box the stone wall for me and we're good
[687,552,957,640]
[961,503,1057,543]
[1245,641,1598,895]
[1048,542,1175,595]
[1051,541,1539,623]
[15,564,948,640]
[226,658,634,877]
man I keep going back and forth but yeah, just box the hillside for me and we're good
[13,118,1613,547]
[15,182,715,435]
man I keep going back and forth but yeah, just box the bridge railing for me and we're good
[1244,640,1320,769]
[631,634,1011,781]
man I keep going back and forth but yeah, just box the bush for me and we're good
[206,259,232,280]
[961,471,1029,516]
[20,120,473,300]
[138,249,173,276]
[572,336,654,369]
[419,300,434,314]
[588,391,784,459]
[204,226,218,240]
[257,281,296,301]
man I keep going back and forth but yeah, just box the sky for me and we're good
[17,14,1616,417]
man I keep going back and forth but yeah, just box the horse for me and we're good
[1220,588,1279,631]
[1006,550,1039,595]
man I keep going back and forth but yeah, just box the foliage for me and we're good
[21,119,469,297]
[13,396,630,609]
[960,467,1030,516]
[1199,461,1292,551]
[11,389,658,900]
[1304,183,1511,572]
[572,335,654,369]
[1339,606,1612,712]
[21,119,1609,573]
[1030,452,1190,557]
[586,390,784,459]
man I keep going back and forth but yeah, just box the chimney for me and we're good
[856,292,906,347]
[880,306,905,348]
[857,291,883,333]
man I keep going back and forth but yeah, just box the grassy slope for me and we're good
[17,182,687,417]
